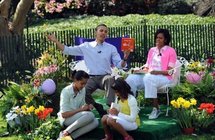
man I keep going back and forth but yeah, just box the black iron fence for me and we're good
[0,24,215,89]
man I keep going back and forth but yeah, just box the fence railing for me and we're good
[0,24,215,89]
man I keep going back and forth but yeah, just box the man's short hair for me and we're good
[95,24,108,31]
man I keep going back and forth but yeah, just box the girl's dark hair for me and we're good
[154,29,171,45]
[95,23,107,31]
[71,70,89,81]
[111,78,133,99]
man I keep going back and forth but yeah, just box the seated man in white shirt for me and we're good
[48,24,130,117]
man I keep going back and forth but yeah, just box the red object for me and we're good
[206,58,214,65]
[121,38,135,52]
[182,127,194,135]
[199,103,215,114]
[37,108,53,120]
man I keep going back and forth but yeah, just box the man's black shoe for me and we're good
[94,103,107,117]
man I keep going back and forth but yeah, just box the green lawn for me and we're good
[26,14,215,33]
[169,134,215,140]
[0,117,20,140]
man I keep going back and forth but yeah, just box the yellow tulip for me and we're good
[38,105,45,111]
[170,100,176,105]
[177,97,185,105]
[190,98,197,105]
[174,102,180,108]
[21,105,27,110]
[27,106,35,113]
[171,100,180,108]
[182,101,191,109]
[34,108,40,114]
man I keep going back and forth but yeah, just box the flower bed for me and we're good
[171,58,215,134]
[0,47,69,139]
[171,97,197,129]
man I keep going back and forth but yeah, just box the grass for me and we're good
[170,134,215,140]
[0,117,20,140]
[25,14,215,33]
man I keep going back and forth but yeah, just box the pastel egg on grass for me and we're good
[41,79,56,95]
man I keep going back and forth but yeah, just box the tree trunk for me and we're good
[193,0,215,17]
[0,16,11,36]
[0,0,12,36]
[0,0,11,18]
[11,0,34,35]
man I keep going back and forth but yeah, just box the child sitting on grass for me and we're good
[101,78,140,140]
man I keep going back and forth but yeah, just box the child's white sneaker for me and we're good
[149,107,161,119]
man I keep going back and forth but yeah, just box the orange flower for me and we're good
[37,108,53,120]
[199,103,215,114]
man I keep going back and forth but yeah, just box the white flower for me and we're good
[12,106,19,111]
[6,112,18,121]
[6,108,22,128]
[111,67,129,79]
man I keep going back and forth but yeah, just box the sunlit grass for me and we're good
[0,117,20,140]
[25,14,215,34]
[0,117,6,134]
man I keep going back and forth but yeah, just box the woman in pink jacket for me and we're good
[126,29,177,119]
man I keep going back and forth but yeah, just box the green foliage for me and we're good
[0,82,29,118]
[25,14,215,33]
[195,74,215,101]
[5,105,53,135]
[136,90,145,107]
[0,81,52,119]
[169,134,215,140]
[22,118,61,140]
[193,109,215,130]
[172,73,215,103]
[0,41,70,139]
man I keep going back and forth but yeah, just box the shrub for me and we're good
[23,117,61,140]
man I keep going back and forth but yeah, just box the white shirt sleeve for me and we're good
[63,43,85,56]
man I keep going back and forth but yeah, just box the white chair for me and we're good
[69,60,88,73]
[157,56,188,116]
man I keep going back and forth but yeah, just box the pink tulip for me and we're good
[185,72,202,84]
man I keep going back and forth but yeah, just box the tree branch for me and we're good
[11,0,34,35]
[0,16,11,36]
[0,0,11,18]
